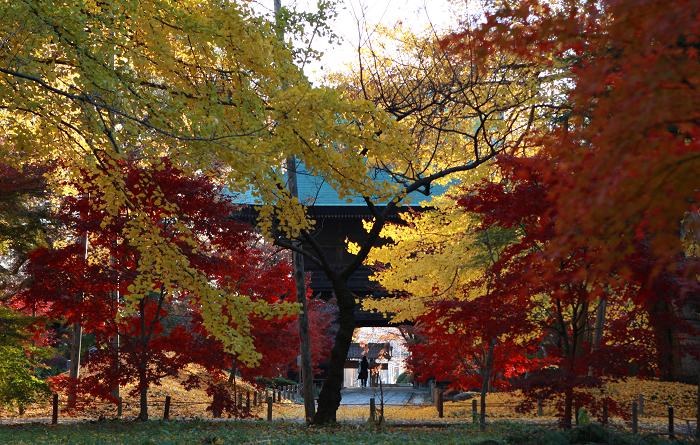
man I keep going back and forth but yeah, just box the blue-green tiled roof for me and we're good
[229,165,446,207]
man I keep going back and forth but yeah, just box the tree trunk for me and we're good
[68,231,89,408]
[649,298,678,380]
[312,282,355,424]
[137,379,148,421]
[563,386,573,429]
[589,297,607,376]
[67,320,82,408]
[593,298,607,348]
[292,247,316,423]
[110,288,120,401]
[136,299,149,421]
[696,368,699,440]
[480,340,495,431]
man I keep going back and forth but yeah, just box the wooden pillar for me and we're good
[369,397,376,423]
[437,389,444,418]
[471,399,478,424]
[267,396,273,421]
[246,391,251,414]
[668,406,674,440]
[537,399,543,417]
[638,394,644,416]
[632,401,638,434]
[117,396,123,418]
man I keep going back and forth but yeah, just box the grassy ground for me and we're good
[0,420,682,445]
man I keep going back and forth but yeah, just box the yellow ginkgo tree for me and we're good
[359,188,494,323]
[268,24,558,422]
[0,0,399,369]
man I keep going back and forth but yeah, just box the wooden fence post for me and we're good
[632,401,638,434]
[246,391,251,414]
[437,389,444,418]
[51,393,58,425]
[163,395,171,420]
[537,399,543,417]
[472,399,478,424]
[253,391,258,407]
[238,393,243,412]
[668,406,674,440]
[369,397,376,423]
[267,396,273,421]
[117,396,123,418]
[638,394,644,416]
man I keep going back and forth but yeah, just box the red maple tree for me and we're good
[457,0,700,290]
[454,155,657,427]
[440,0,700,427]
[14,159,331,420]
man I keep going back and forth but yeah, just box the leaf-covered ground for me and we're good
[0,421,680,445]
[2,376,695,423]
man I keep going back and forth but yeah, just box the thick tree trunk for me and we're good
[589,297,607,376]
[563,386,574,429]
[137,380,148,421]
[649,298,678,380]
[312,282,355,424]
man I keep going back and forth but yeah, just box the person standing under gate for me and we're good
[358,355,369,388]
